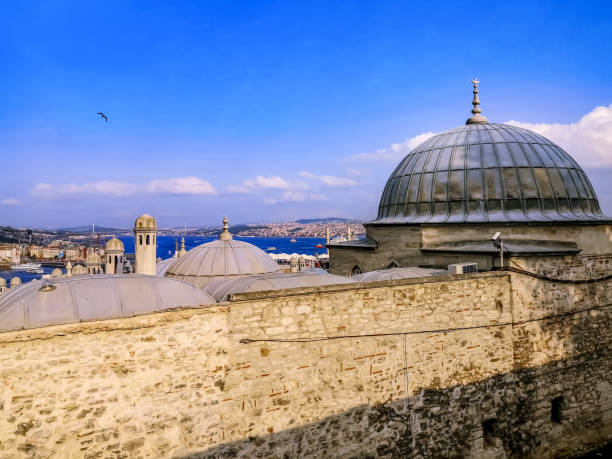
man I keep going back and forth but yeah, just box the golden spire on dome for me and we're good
[466,78,488,125]
[219,216,233,241]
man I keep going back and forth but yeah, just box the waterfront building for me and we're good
[134,214,157,276]
[0,243,20,264]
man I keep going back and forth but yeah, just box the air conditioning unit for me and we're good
[448,262,478,274]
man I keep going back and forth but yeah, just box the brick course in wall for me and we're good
[0,262,610,458]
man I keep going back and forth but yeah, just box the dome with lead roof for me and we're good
[375,81,605,224]
[165,217,281,288]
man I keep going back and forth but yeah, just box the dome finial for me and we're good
[219,216,233,241]
[466,78,488,125]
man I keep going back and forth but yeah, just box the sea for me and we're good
[0,237,327,284]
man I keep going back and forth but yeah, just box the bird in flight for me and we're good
[97,112,109,122]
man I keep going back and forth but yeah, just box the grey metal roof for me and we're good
[165,239,281,288]
[421,240,580,255]
[204,271,356,302]
[375,123,606,224]
[0,275,215,333]
[156,257,177,277]
[352,267,448,283]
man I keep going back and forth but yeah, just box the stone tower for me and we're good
[134,214,157,276]
[105,237,125,274]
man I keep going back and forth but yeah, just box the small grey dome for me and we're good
[156,257,177,277]
[0,275,215,333]
[204,271,356,302]
[376,123,605,224]
[165,239,281,288]
[353,267,448,282]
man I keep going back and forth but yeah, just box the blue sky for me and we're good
[1,1,611,228]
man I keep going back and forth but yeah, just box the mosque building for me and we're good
[328,80,612,275]
[0,81,610,458]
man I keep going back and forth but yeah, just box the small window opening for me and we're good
[139,235,142,245]
[551,396,563,424]
[482,418,498,447]
[146,235,150,245]
[108,255,112,263]
[351,266,362,276]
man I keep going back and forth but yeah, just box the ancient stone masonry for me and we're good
[0,259,610,458]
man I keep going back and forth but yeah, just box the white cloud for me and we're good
[506,103,612,167]
[350,131,437,162]
[144,176,216,195]
[243,175,291,189]
[1,198,20,206]
[32,176,216,199]
[299,171,358,187]
[309,193,328,201]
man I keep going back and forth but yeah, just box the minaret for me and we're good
[134,214,157,275]
[173,238,179,258]
[347,224,352,241]
[219,216,233,241]
[326,226,330,244]
[466,78,488,125]
[178,236,187,257]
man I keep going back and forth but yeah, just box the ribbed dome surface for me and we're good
[0,275,215,333]
[204,271,356,302]
[86,252,102,265]
[375,123,605,224]
[105,237,124,251]
[165,239,281,288]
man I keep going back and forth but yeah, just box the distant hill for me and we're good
[295,218,352,224]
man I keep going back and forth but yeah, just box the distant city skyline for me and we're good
[1,1,611,227]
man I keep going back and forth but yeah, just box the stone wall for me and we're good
[0,266,610,458]
[329,222,612,275]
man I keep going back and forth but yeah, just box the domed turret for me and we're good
[86,252,102,274]
[134,214,157,230]
[165,217,281,288]
[105,237,125,274]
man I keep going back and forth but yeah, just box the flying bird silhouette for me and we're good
[97,112,108,122]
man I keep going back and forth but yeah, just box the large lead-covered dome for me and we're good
[375,122,605,224]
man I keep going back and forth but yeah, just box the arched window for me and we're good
[108,255,112,263]
[114,255,118,265]
[387,261,399,269]
[146,235,150,245]
[351,266,362,277]
[139,235,142,245]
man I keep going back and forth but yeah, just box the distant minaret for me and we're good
[326,226,330,244]
[134,214,157,275]
[173,238,179,258]
[347,224,352,241]
[178,236,187,257]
